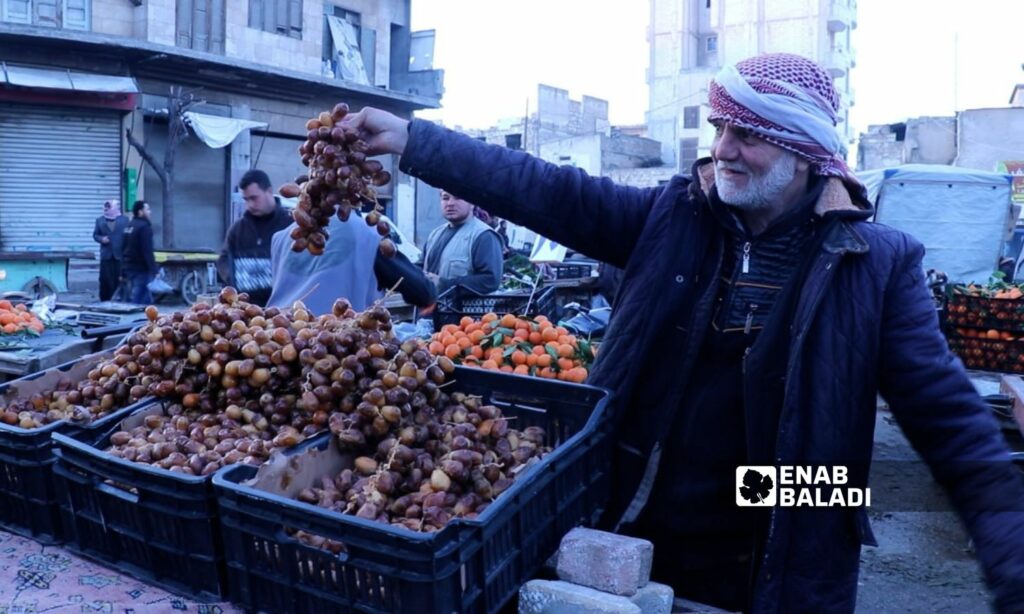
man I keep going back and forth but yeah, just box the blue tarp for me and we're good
[857,164,1014,283]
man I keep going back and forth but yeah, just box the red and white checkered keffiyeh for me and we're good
[709,53,854,181]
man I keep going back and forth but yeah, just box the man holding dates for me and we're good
[337,53,1024,613]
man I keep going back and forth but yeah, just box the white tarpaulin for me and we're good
[871,164,1014,283]
[327,15,369,85]
[183,112,268,149]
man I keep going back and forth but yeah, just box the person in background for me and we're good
[422,190,503,295]
[495,219,511,257]
[92,199,129,301]
[121,201,158,305]
[217,170,293,305]
[267,211,435,315]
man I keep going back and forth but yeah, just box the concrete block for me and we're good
[556,528,653,596]
[629,582,673,614]
[519,580,641,614]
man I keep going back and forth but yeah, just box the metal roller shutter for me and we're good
[0,103,121,253]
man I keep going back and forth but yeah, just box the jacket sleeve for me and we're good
[373,250,437,308]
[879,236,1024,612]
[440,231,503,295]
[400,120,663,269]
[216,225,237,284]
[141,226,158,275]
[93,218,105,245]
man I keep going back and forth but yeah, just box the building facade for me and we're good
[647,0,857,170]
[458,85,612,158]
[856,108,1024,177]
[0,0,442,257]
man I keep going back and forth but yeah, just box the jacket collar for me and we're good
[821,218,869,255]
[692,158,871,255]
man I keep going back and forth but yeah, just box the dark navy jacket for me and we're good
[400,119,1024,613]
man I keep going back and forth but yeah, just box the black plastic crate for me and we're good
[52,401,224,600]
[434,287,555,329]
[946,293,1024,333]
[0,354,150,545]
[52,403,328,602]
[213,367,612,614]
[946,331,1024,374]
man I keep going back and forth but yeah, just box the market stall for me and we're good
[0,251,94,298]
[0,288,611,613]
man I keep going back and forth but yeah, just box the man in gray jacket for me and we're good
[92,199,129,301]
[422,190,503,295]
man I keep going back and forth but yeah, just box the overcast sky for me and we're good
[411,0,1024,138]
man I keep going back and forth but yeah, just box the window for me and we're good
[2,0,89,29]
[323,6,359,61]
[505,134,522,150]
[249,0,301,39]
[409,30,435,71]
[683,106,700,129]
[322,7,373,84]
[177,0,225,53]
[698,34,718,67]
[679,138,699,173]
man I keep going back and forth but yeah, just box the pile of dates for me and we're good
[0,374,124,430]
[105,403,302,476]
[298,358,550,533]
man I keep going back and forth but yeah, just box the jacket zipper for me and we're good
[741,241,752,274]
[759,253,841,591]
[743,303,759,335]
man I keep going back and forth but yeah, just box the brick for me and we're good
[672,596,736,613]
[556,528,653,596]
[519,580,641,614]
[628,582,673,614]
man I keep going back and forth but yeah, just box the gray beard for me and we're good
[714,153,798,211]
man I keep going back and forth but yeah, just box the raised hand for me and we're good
[338,107,410,157]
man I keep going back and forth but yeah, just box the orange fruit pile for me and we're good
[0,300,44,335]
[427,313,593,383]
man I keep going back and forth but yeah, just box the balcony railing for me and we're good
[827,0,853,33]
[825,46,852,78]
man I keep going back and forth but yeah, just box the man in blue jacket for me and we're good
[338,53,1024,613]
[121,200,158,305]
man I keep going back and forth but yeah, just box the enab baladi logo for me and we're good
[736,465,871,508]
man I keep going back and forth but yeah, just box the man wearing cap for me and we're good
[335,53,1024,612]
[92,199,129,301]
